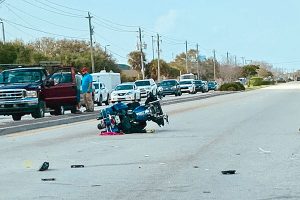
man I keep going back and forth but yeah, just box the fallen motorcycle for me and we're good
[97,93,168,134]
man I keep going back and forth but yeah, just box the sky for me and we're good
[1,0,300,71]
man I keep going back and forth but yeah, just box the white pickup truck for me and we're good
[93,81,109,106]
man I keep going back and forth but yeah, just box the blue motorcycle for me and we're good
[97,93,168,134]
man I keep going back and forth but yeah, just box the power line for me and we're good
[92,13,139,28]
[2,18,88,40]
[4,2,87,32]
[43,0,87,13]
[93,20,137,33]
[23,0,84,18]
[33,0,85,17]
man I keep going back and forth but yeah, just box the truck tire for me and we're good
[12,114,22,121]
[104,94,109,105]
[71,105,77,114]
[97,95,102,106]
[55,106,65,115]
[32,101,45,119]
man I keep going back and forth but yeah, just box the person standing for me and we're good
[81,67,94,112]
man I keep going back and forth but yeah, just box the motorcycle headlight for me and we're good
[26,90,37,98]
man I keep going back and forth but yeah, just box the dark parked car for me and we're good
[208,81,218,91]
[194,80,208,93]
[158,79,181,96]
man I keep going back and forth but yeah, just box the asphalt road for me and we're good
[1,82,300,200]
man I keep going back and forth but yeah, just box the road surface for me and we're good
[1,82,300,200]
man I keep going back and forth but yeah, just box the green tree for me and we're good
[146,59,180,80]
[127,50,146,72]
[241,65,260,77]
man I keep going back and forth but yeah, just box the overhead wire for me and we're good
[33,0,85,17]
[4,2,87,32]
[43,0,87,13]
[2,18,88,40]
[23,0,84,18]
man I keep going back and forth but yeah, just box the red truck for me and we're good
[0,65,80,121]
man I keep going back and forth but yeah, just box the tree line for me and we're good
[0,38,274,82]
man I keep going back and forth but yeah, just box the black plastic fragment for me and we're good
[71,165,84,168]
[41,178,56,181]
[221,170,236,175]
[39,162,49,171]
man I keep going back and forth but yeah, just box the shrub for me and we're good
[261,80,275,85]
[250,77,263,86]
[220,82,245,91]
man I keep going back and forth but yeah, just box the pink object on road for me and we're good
[99,131,124,136]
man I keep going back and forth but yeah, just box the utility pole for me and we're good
[234,56,237,67]
[241,57,245,66]
[213,49,216,80]
[0,20,5,43]
[157,34,161,82]
[86,12,95,73]
[196,43,200,79]
[185,40,188,73]
[151,36,155,61]
[139,27,145,79]
[226,51,229,65]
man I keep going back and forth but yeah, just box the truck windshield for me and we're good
[1,70,43,84]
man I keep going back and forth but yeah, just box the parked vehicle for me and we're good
[93,81,109,106]
[0,66,78,121]
[179,79,196,94]
[180,73,197,80]
[97,93,168,134]
[91,71,121,102]
[110,82,141,103]
[135,79,157,97]
[208,81,218,91]
[158,79,181,96]
[194,80,207,93]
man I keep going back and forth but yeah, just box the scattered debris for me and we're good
[99,131,124,136]
[41,178,56,181]
[159,162,166,165]
[258,147,271,154]
[144,155,149,157]
[23,160,33,169]
[193,166,199,168]
[138,166,142,168]
[146,129,156,133]
[205,169,209,171]
[203,191,211,194]
[91,184,101,187]
[71,165,84,168]
[221,170,236,175]
[39,162,49,171]
[236,153,241,156]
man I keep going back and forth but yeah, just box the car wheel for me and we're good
[134,94,137,101]
[32,101,45,119]
[104,94,110,105]
[97,95,103,106]
[12,114,22,121]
